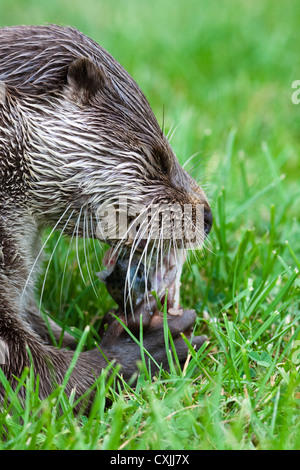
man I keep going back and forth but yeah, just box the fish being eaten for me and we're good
[97,248,186,317]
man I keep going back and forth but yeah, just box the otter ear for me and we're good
[0,81,6,106]
[66,57,105,105]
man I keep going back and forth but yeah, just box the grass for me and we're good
[0,0,300,450]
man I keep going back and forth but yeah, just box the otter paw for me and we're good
[99,309,207,380]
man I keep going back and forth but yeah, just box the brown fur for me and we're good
[0,25,211,408]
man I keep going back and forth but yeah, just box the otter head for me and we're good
[16,54,212,257]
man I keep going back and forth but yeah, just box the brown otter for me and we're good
[0,24,212,406]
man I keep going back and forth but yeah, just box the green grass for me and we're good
[0,0,300,450]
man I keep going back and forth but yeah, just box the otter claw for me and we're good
[168,307,183,316]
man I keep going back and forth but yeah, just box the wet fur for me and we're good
[0,25,211,407]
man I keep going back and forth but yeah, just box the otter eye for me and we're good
[155,148,170,175]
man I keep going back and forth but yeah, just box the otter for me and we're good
[0,25,213,406]
[97,248,185,316]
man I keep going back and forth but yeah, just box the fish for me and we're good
[97,248,185,316]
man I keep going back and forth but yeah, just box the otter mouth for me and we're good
[149,249,186,316]
[95,201,211,313]
[98,246,186,316]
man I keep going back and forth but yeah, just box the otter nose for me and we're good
[204,208,213,236]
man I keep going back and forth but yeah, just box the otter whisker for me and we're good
[158,215,165,288]
[166,121,178,142]
[38,209,75,313]
[125,213,159,313]
[21,203,72,301]
[59,216,78,312]
[186,160,206,179]
[75,206,87,286]
[182,210,214,272]
[124,207,157,315]
[123,203,162,312]
[90,212,103,271]
[167,123,181,143]
[182,151,202,170]
[105,202,152,268]
[154,224,162,292]
[83,209,98,297]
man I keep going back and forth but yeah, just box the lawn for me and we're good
[0,0,299,450]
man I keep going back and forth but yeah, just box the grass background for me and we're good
[0,0,299,450]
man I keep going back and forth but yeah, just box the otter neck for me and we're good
[0,92,29,208]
